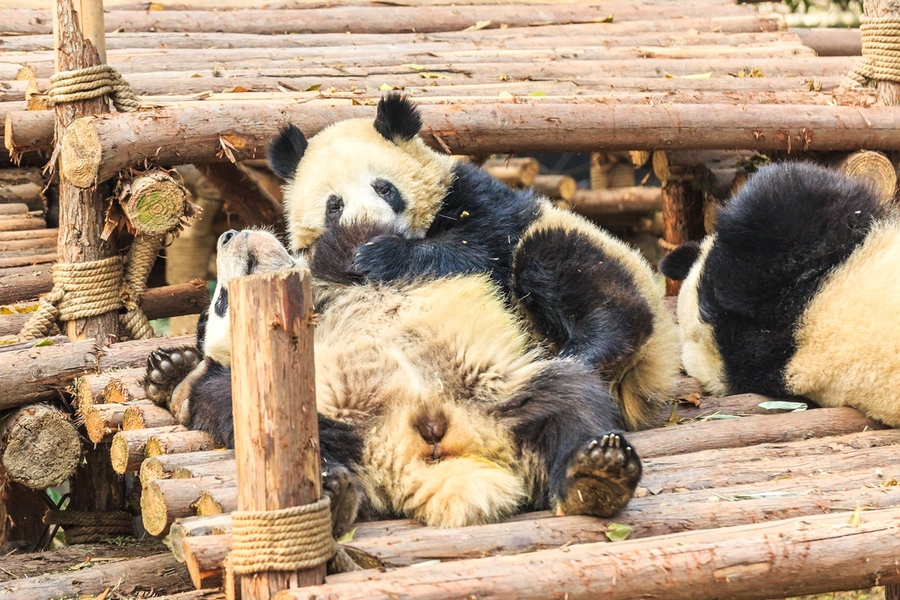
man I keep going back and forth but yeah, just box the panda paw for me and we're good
[323,464,362,538]
[556,433,642,518]
[350,234,415,282]
[143,346,202,409]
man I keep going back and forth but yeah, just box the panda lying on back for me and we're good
[270,93,680,429]
[660,162,900,426]
[147,225,643,531]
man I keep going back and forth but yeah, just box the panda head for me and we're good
[658,236,729,396]
[268,93,455,254]
[202,229,303,366]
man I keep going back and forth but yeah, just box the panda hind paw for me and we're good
[323,464,361,539]
[557,433,642,518]
[143,346,202,409]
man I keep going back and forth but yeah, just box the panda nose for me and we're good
[220,230,238,246]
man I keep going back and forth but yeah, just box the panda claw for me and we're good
[143,346,201,409]
[557,432,642,518]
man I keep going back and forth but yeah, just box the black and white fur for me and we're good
[272,94,680,430]
[146,226,643,531]
[659,161,900,427]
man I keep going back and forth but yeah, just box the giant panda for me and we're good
[146,225,643,532]
[268,93,680,430]
[659,161,900,427]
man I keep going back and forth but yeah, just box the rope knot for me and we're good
[843,15,900,88]
[49,64,141,112]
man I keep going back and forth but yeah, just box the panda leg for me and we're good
[143,346,202,409]
[318,415,365,538]
[512,222,654,372]
[494,360,642,517]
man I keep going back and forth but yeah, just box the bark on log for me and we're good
[570,186,662,217]
[791,27,862,56]
[103,366,149,403]
[630,406,887,459]
[74,368,140,410]
[531,174,576,201]
[110,425,187,474]
[0,552,192,600]
[0,215,46,232]
[0,8,782,36]
[144,429,220,458]
[82,400,150,443]
[140,449,236,486]
[0,263,52,305]
[483,157,541,188]
[230,269,324,594]
[195,486,238,516]
[141,475,237,536]
[122,402,178,430]
[0,403,80,489]
[0,204,29,216]
[282,507,900,600]
[0,253,57,269]
[35,99,900,185]
[169,513,233,562]
[184,534,231,589]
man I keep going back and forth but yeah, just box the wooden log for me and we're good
[0,253,57,269]
[0,229,57,243]
[630,406,887,459]
[35,99,900,185]
[102,366,149,403]
[74,368,139,410]
[230,269,325,594]
[122,402,178,430]
[0,8,782,36]
[170,460,237,480]
[82,400,150,443]
[0,403,80,489]
[0,215,46,232]
[140,449,236,486]
[0,233,56,253]
[110,425,186,474]
[184,534,232,589]
[791,27,862,56]
[0,204,29,216]
[0,263,52,305]
[195,486,238,516]
[483,157,541,187]
[0,552,192,599]
[145,429,220,457]
[838,150,897,202]
[570,186,662,217]
[198,163,283,231]
[655,151,706,295]
[283,507,900,599]
[141,475,237,536]
[650,393,812,427]
[169,513,233,562]
[531,174,577,201]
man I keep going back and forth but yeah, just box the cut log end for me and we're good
[1,404,82,489]
[145,430,219,458]
[140,479,172,537]
[122,172,191,236]
[838,150,897,204]
[123,403,177,431]
[60,118,102,189]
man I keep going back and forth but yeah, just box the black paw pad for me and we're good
[557,433,642,518]
[322,464,361,538]
[142,347,201,408]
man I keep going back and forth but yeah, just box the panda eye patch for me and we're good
[371,178,406,214]
[326,194,344,222]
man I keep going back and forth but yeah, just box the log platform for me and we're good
[1,0,899,597]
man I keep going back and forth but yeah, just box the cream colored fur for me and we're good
[282,118,455,253]
[518,204,682,430]
[785,218,900,426]
[675,235,729,396]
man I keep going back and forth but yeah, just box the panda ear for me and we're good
[374,93,422,143]
[658,241,702,281]
[268,123,308,180]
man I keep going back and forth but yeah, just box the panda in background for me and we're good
[146,225,643,532]
[659,161,900,427]
[269,93,680,430]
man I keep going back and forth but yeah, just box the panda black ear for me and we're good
[374,93,422,143]
[268,124,308,180]
[658,241,702,281]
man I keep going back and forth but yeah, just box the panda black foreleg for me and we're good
[512,226,654,372]
[492,360,642,517]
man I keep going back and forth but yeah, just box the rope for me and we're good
[48,64,141,112]
[43,510,134,545]
[843,15,900,88]
[230,497,359,575]
[119,235,163,340]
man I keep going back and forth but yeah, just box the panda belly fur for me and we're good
[146,228,644,530]
[661,162,900,427]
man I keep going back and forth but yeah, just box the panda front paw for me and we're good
[556,433,642,518]
[350,234,416,282]
[143,346,202,410]
[322,464,362,538]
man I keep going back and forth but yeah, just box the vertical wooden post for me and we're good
[230,269,325,598]
[54,0,125,516]
[53,0,118,342]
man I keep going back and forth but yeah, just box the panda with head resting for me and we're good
[659,161,900,427]
[270,93,680,430]
[146,222,643,531]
